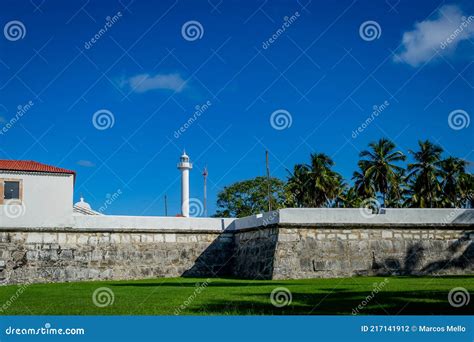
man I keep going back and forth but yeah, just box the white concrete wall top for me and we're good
[229,208,474,230]
[229,210,280,230]
[1,206,472,231]
[280,208,473,225]
[72,215,235,231]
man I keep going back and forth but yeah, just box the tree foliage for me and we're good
[214,138,474,217]
[357,138,406,206]
[214,176,286,218]
[286,153,343,207]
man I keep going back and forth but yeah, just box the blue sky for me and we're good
[1,0,473,216]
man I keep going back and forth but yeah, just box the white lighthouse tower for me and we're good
[177,150,193,217]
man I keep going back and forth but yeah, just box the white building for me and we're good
[73,196,102,216]
[0,160,75,227]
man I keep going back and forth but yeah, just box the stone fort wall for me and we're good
[0,209,472,284]
[0,229,234,285]
[233,225,473,279]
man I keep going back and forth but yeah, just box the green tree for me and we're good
[459,173,474,208]
[358,138,406,206]
[285,164,311,207]
[287,153,343,207]
[336,186,363,208]
[332,178,350,208]
[439,157,469,207]
[214,138,473,214]
[385,169,408,207]
[214,176,286,218]
[352,169,375,199]
[406,140,443,208]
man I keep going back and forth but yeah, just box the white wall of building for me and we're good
[0,171,74,227]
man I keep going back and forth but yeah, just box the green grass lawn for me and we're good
[0,276,472,315]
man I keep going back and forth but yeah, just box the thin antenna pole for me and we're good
[203,167,208,216]
[266,150,272,212]
[164,195,168,216]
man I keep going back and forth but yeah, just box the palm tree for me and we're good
[332,178,350,208]
[385,169,408,207]
[308,153,342,206]
[287,153,343,207]
[337,186,363,208]
[286,164,311,207]
[358,138,406,206]
[439,157,468,207]
[459,173,474,208]
[406,140,443,208]
[352,169,375,199]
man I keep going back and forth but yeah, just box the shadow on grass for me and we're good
[385,275,474,280]
[110,281,296,288]
[106,276,474,315]
[188,289,473,315]
[109,275,474,288]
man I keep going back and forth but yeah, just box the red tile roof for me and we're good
[0,160,76,176]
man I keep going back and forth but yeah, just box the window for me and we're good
[0,179,22,204]
[4,181,20,200]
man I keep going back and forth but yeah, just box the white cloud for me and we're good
[125,73,187,93]
[77,160,95,168]
[394,5,474,67]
